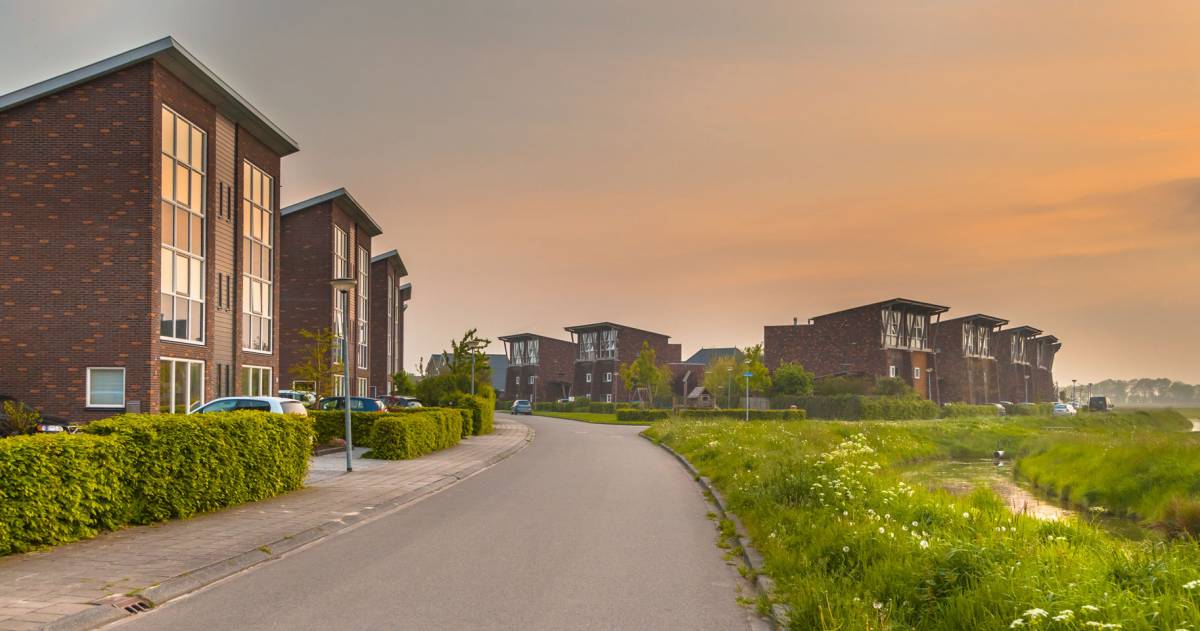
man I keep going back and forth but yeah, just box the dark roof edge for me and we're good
[281,188,383,237]
[370,249,408,277]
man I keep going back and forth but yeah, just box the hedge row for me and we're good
[678,409,807,421]
[940,403,1002,418]
[769,395,940,420]
[1007,402,1055,416]
[0,412,312,555]
[451,394,494,436]
[615,409,670,422]
[533,401,634,414]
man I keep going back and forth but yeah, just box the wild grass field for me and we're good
[645,410,1200,630]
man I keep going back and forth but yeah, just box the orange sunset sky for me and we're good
[2,1,1198,384]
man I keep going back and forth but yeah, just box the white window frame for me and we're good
[585,373,592,383]
[160,105,207,345]
[515,376,521,385]
[240,365,272,396]
[357,377,368,396]
[241,160,274,354]
[86,367,126,409]
[333,374,346,397]
[604,372,613,383]
[913,367,921,379]
[160,357,205,414]
[530,375,537,385]
[356,246,369,370]
[604,394,613,403]
[888,365,897,378]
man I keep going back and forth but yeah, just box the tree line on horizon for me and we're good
[1072,378,1200,406]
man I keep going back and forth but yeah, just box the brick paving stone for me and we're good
[0,422,528,629]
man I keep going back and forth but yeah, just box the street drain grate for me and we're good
[95,595,153,614]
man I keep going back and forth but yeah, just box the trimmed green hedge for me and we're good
[531,400,636,414]
[0,411,312,555]
[615,409,670,422]
[1007,402,1055,416]
[678,409,807,421]
[368,414,440,459]
[391,407,468,445]
[451,394,494,436]
[940,403,1002,418]
[771,395,940,420]
[311,411,385,445]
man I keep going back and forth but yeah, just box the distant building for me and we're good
[279,189,382,397]
[765,298,949,400]
[564,322,681,403]
[991,326,1060,403]
[685,347,743,366]
[368,250,411,396]
[930,314,1008,404]
[1031,335,1061,403]
[499,333,576,402]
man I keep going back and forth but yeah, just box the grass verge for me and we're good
[645,412,1200,630]
[532,411,654,425]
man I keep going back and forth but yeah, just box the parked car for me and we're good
[380,395,422,409]
[556,397,574,404]
[191,397,309,416]
[511,400,533,415]
[1088,396,1114,412]
[990,403,1007,416]
[318,397,388,412]
[1051,402,1077,417]
[279,389,317,405]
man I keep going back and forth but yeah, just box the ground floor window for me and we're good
[888,365,897,378]
[86,367,126,408]
[357,377,368,396]
[604,372,612,383]
[241,366,272,396]
[160,358,204,413]
[913,367,921,379]
[333,374,345,397]
[604,394,613,403]
[585,373,592,383]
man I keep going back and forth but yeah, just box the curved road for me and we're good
[110,414,758,631]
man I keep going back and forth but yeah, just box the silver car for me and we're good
[190,396,309,416]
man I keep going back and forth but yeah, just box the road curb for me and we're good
[641,433,789,630]
[44,422,535,631]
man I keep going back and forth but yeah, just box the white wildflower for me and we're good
[919,540,929,549]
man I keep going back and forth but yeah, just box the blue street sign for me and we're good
[743,371,753,377]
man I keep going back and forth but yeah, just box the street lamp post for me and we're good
[331,277,357,473]
[743,359,752,422]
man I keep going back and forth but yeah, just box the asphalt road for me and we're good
[110,414,758,631]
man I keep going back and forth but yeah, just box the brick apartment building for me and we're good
[929,314,1008,404]
[764,298,949,400]
[0,37,298,420]
[498,333,577,402]
[991,326,1060,403]
[368,250,411,396]
[564,322,681,403]
[279,188,382,397]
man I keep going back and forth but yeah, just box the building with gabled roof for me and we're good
[369,250,411,396]
[499,333,577,402]
[564,322,681,403]
[930,314,1008,404]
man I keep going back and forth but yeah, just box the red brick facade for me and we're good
[564,323,681,403]
[1,46,292,421]
[369,251,410,396]
[278,192,380,397]
[929,314,1007,404]
[499,333,577,402]
[764,299,948,400]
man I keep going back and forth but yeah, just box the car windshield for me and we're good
[280,401,308,416]
[515,400,529,405]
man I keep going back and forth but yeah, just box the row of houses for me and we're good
[491,297,1060,405]
[764,298,1061,404]
[0,38,412,421]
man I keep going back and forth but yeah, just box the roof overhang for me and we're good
[281,188,383,237]
[397,282,412,302]
[942,313,1009,327]
[564,322,670,338]
[1006,325,1043,337]
[0,36,299,155]
[498,333,539,342]
[370,249,408,277]
[877,298,950,314]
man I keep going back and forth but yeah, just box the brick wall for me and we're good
[279,202,332,392]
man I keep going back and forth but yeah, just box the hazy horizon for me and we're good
[2,0,1197,384]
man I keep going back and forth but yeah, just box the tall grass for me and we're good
[646,415,1200,630]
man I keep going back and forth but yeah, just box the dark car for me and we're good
[318,397,388,412]
[1088,396,1113,412]
[379,395,422,409]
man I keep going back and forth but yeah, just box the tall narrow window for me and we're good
[332,227,349,366]
[160,107,206,343]
[242,161,273,352]
[357,247,369,370]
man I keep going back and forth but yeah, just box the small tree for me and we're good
[446,328,492,391]
[771,362,814,397]
[1,400,40,436]
[873,377,916,398]
[702,356,739,408]
[391,371,416,396]
[741,344,772,397]
[289,328,342,398]
[619,341,671,405]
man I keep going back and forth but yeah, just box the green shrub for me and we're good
[83,412,313,523]
[0,433,131,554]
[859,396,939,420]
[615,409,670,422]
[390,407,466,448]
[940,403,1001,418]
[678,409,806,420]
[310,411,386,445]
[773,395,937,420]
[1007,402,1055,416]
[367,414,440,459]
[451,394,494,436]
[495,399,514,411]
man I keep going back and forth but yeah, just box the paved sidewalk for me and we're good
[0,421,531,631]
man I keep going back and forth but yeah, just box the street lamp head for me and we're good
[330,277,357,292]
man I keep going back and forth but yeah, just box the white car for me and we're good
[190,396,309,416]
[1051,402,1077,417]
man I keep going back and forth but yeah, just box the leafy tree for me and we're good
[742,344,772,397]
[289,328,342,398]
[1,400,40,436]
[771,362,814,397]
[702,356,740,408]
[619,341,671,405]
[813,375,874,396]
[390,371,415,396]
[445,328,492,390]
